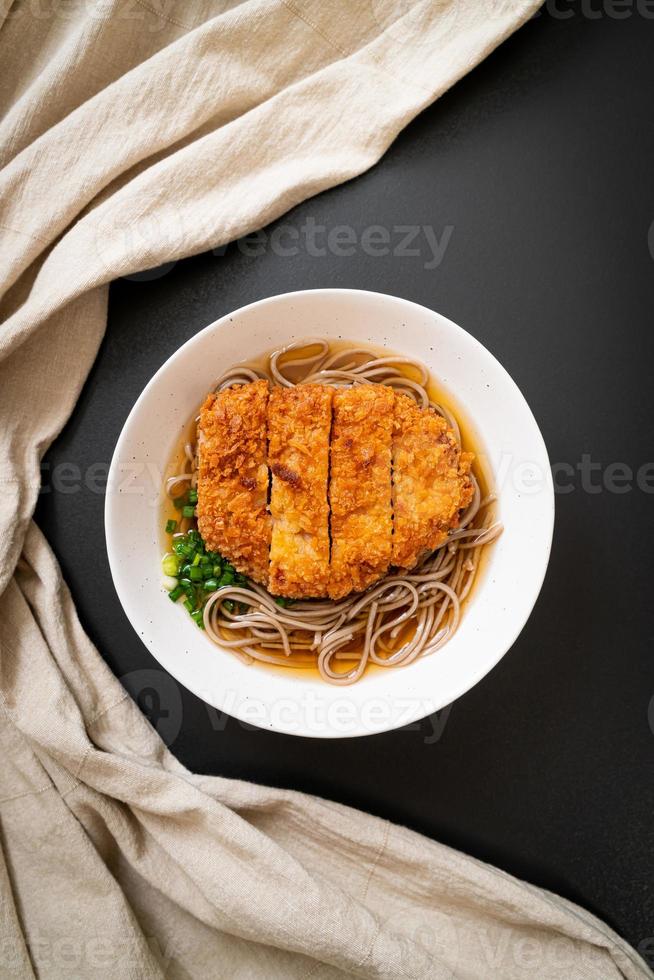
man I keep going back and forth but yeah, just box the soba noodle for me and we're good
[165,339,502,685]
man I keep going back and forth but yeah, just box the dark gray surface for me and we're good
[35,8,654,956]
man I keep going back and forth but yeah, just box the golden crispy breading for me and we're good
[268,384,333,598]
[391,392,474,570]
[197,380,271,584]
[328,385,394,600]
[196,378,474,599]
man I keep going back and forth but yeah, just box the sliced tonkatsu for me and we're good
[196,380,474,599]
[197,379,271,584]
[268,384,333,598]
[328,385,394,600]
[391,392,474,570]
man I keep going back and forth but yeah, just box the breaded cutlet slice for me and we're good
[197,379,271,585]
[268,384,333,598]
[391,392,474,570]
[328,384,394,600]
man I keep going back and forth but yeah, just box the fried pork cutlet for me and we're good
[328,384,394,600]
[195,379,474,598]
[268,384,333,598]
[197,379,271,585]
[391,392,474,570]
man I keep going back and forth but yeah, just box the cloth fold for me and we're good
[0,1,649,977]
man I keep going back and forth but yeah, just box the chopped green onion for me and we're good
[173,495,187,509]
[182,505,195,518]
[190,609,205,628]
[164,530,243,624]
[162,554,179,577]
[188,489,198,505]
[275,596,292,607]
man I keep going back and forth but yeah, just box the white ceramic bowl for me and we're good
[105,289,554,738]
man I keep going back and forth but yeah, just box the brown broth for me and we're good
[160,339,497,677]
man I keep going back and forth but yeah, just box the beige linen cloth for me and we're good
[0,1,650,978]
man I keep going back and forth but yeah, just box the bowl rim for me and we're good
[105,287,554,738]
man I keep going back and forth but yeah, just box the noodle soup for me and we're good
[160,340,501,685]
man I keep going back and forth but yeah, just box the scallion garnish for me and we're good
[190,609,205,629]
[162,554,179,577]
[162,530,250,626]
